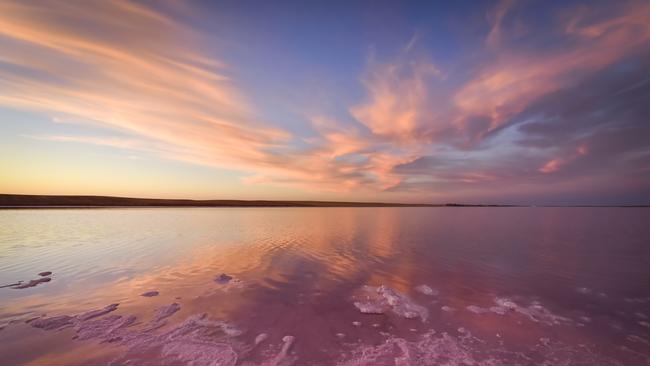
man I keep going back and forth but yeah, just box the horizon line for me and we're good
[0,194,648,208]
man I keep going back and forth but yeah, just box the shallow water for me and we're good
[0,207,649,365]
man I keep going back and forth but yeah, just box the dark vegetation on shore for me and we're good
[0,194,516,208]
[2,194,645,208]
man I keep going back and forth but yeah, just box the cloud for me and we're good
[453,0,650,142]
[1,0,648,203]
[350,57,442,144]
[0,0,290,174]
[381,0,650,203]
[485,0,516,49]
[538,145,588,174]
[0,1,425,195]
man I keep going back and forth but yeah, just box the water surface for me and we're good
[0,208,649,365]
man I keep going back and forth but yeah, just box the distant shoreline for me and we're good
[0,194,647,208]
[0,194,519,208]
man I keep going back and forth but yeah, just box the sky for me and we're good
[1,0,649,205]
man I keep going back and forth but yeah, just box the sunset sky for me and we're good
[1,0,649,204]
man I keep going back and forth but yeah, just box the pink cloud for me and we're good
[454,0,650,140]
[539,144,589,174]
[350,58,442,143]
[485,0,517,49]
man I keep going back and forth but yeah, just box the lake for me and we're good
[0,207,649,365]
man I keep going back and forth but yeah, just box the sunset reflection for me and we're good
[2,208,649,364]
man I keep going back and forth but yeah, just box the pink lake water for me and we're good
[0,207,649,365]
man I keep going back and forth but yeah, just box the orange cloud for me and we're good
[350,58,441,143]
[0,1,291,174]
[0,1,425,196]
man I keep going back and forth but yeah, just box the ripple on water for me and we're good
[1,208,649,365]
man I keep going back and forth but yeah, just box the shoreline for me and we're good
[0,194,514,208]
[0,194,647,208]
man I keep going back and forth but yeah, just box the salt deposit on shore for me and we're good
[209,273,244,292]
[1,272,54,289]
[353,285,429,322]
[78,303,119,321]
[415,285,438,296]
[336,328,631,366]
[215,273,234,284]
[465,297,574,326]
[8,287,648,365]
[19,300,302,365]
[12,277,51,289]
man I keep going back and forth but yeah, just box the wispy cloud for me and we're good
[485,0,516,49]
[454,0,650,141]
[0,0,289,172]
[350,57,441,144]
[0,1,422,195]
